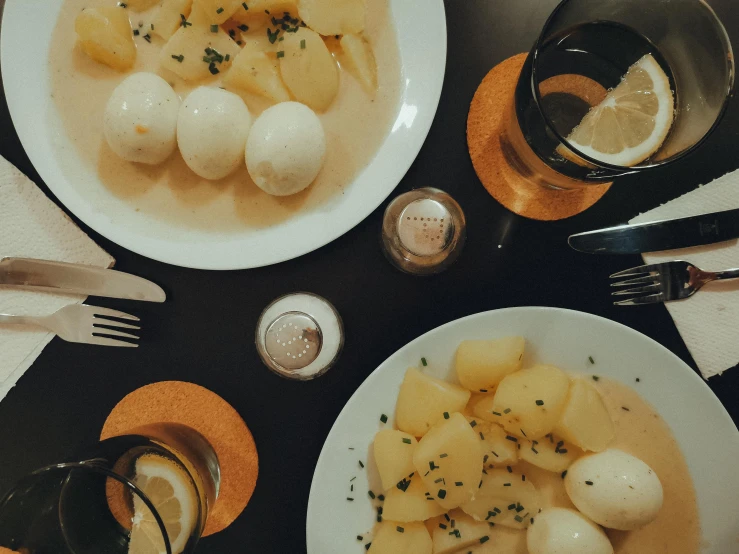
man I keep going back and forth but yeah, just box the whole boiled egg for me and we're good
[177,87,253,180]
[104,73,180,165]
[245,102,326,196]
[565,449,663,530]
[527,507,613,554]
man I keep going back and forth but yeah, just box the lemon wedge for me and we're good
[128,454,198,554]
[561,54,674,167]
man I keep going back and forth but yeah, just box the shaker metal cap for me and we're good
[382,187,466,275]
[256,293,343,380]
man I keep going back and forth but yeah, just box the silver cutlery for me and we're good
[611,261,739,306]
[0,258,166,302]
[569,208,739,254]
[0,304,140,347]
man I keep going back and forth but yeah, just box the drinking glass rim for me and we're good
[0,460,173,554]
[529,0,736,177]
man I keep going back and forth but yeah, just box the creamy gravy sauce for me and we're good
[506,378,700,554]
[49,0,401,232]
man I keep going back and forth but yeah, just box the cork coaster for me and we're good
[101,382,258,536]
[467,53,612,221]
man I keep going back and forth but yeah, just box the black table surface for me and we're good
[1,0,738,552]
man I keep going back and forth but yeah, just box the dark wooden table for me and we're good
[1,0,738,552]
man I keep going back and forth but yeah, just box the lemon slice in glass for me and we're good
[128,454,198,554]
[560,54,675,167]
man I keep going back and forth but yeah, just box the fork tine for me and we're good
[87,306,140,321]
[613,293,666,306]
[609,263,664,279]
[611,284,662,296]
[610,274,661,287]
[87,336,139,348]
[94,320,140,330]
[92,327,140,340]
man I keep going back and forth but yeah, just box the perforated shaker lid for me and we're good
[255,293,343,380]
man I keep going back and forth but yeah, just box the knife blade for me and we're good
[0,258,166,302]
[568,208,739,255]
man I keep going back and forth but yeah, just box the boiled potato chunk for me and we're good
[224,47,291,102]
[461,468,542,530]
[383,474,446,523]
[193,0,243,24]
[153,0,194,41]
[413,413,483,510]
[476,420,519,467]
[471,394,502,424]
[430,510,492,554]
[455,337,525,392]
[75,7,136,72]
[374,429,418,492]
[160,24,240,81]
[125,0,160,11]
[340,34,377,96]
[554,378,615,452]
[492,365,571,439]
[278,28,339,112]
[462,526,529,553]
[369,521,432,554]
[396,368,470,437]
[520,434,583,473]
[297,0,365,35]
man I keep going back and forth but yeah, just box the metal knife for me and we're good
[568,208,739,254]
[0,258,166,302]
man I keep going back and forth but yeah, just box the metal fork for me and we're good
[0,304,140,347]
[611,261,739,306]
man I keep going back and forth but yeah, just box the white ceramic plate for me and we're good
[0,0,446,270]
[307,307,739,553]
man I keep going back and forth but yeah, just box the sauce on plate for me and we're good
[48,0,401,232]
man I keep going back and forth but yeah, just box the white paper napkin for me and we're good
[630,171,739,379]
[0,155,114,400]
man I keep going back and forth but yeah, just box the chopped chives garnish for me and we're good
[585,480,594,486]
[531,446,538,454]
[506,465,512,473]
[491,450,499,457]
[592,375,599,381]
[561,470,567,479]
[480,536,490,544]
[143,34,151,42]
[402,438,412,444]
[485,511,495,520]
[438,523,447,529]
[454,481,463,486]
[444,514,450,521]
[470,420,477,428]
[434,478,443,483]
[535,399,544,406]
[365,544,371,551]
[437,489,447,499]
[421,357,427,366]
[118,2,127,7]
[439,453,448,458]
[443,412,449,419]
[483,454,489,463]
[522,474,526,481]
[277,51,285,58]
[589,356,595,364]
[242,1,248,8]
[520,428,527,437]
[211,24,219,32]
[450,519,455,528]
[396,478,410,492]
[503,408,511,414]
[515,504,523,512]
[151,23,154,29]
[622,406,630,411]
[479,389,487,393]
[358,460,364,468]
[396,526,404,533]
[531,518,535,524]
[478,480,483,488]
[208,62,220,74]
[492,411,502,416]
[636,377,641,382]
[350,484,353,491]
[216,6,224,13]
[558,448,568,454]
[368,490,375,499]
[300,38,306,49]
[380,413,388,423]
[180,14,192,27]
[503,483,511,487]
[225,54,230,61]
[505,435,518,442]
[239,24,249,31]
[479,432,485,440]
[378,494,385,501]
[514,515,523,522]
[348,447,354,450]
[356,535,363,541]
[171,54,184,62]
[507,503,515,510]
[346,497,354,501]
[133,29,140,36]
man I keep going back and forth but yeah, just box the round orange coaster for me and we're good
[467,53,612,221]
[101,382,258,536]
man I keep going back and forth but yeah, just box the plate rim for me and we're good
[0,0,447,270]
[306,306,739,551]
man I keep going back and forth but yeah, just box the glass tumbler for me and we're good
[502,0,734,189]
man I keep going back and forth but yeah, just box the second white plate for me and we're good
[306,307,739,553]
